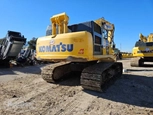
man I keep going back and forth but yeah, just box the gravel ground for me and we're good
[0,59,153,115]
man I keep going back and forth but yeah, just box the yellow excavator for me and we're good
[131,33,153,67]
[36,12,123,92]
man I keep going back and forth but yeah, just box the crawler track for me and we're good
[41,62,72,83]
[131,57,153,67]
[130,57,143,67]
[80,62,123,92]
[41,61,97,83]
[41,61,123,92]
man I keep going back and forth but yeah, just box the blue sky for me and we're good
[0,0,153,52]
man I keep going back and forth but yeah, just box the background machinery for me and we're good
[113,48,122,60]
[36,12,123,92]
[121,52,133,58]
[16,47,35,66]
[0,30,26,67]
[131,33,153,67]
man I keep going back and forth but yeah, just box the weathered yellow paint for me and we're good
[37,31,90,61]
[36,12,116,62]
[36,31,115,62]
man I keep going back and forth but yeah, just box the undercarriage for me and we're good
[41,61,123,92]
[131,57,153,67]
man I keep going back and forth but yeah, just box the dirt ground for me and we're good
[0,59,153,115]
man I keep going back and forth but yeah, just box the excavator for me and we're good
[36,12,123,92]
[131,33,153,67]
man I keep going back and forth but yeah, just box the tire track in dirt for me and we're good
[1,59,153,115]
[0,74,83,114]
[41,88,98,115]
[0,75,59,114]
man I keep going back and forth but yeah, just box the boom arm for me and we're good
[94,18,115,44]
[50,12,69,35]
[147,33,153,42]
[139,33,147,42]
[139,33,153,42]
[49,12,115,46]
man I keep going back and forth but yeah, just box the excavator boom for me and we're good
[94,18,115,44]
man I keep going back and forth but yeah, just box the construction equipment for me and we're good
[122,52,133,58]
[113,48,122,60]
[16,48,36,66]
[36,12,123,92]
[131,33,153,67]
[0,30,26,67]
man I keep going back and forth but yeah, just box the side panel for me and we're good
[5,41,25,57]
[36,31,94,62]
[133,46,153,57]
[68,21,110,55]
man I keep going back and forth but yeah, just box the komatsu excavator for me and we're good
[36,12,123,92]
[131,33,153,67]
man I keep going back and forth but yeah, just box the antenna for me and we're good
[120,43,121,51]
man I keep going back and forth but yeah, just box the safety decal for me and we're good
[78,49,84,54]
